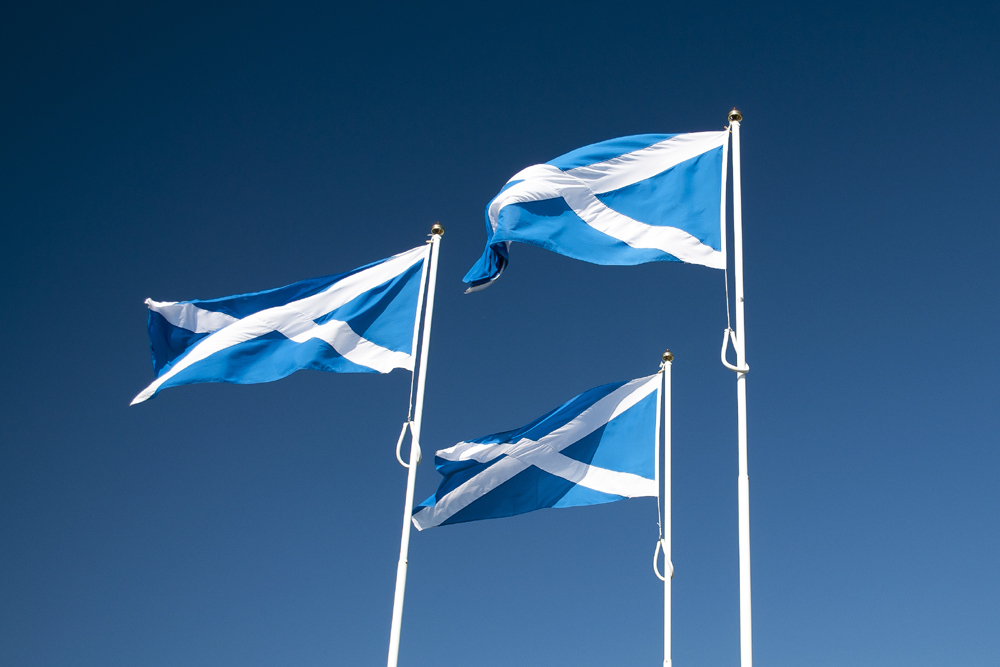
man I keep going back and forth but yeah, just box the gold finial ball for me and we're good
[728,108,743,123]
[662,350,674,362]
[430,223,445,236]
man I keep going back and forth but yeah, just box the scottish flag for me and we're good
[464,131,730,290]
[132,245,429,405]
[412,374,660,529]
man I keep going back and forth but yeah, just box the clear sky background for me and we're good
[2,2,998,666]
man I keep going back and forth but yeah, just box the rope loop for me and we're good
[395,422,413,468]
[395,421,423,468]
[720,327,750,374]
[652,539,674,581]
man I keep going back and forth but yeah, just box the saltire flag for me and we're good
[412,374,660,529]
[464,131,729,291]
[132,245,429,405]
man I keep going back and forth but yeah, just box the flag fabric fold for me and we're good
[412,374,660,530]
[464,131,729,290]
[132,244,429,404]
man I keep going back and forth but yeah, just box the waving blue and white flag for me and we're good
[132,245,429,405]
[464,131,730,290]
[412,374,660,529]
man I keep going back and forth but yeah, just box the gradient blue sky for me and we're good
[2,2,998,666]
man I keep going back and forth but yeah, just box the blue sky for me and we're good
[2,2,998,665]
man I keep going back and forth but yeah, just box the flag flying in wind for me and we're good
[464,131,730,290]
[132,244,429,405]
[412,374,660,530]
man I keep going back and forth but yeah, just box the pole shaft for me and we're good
[662,359,672,667]
[731,119,754,667]
[387,235,442,667]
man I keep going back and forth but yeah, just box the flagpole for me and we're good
[661,350,673,667]
[728,108,754,667]
[387,224,444,667]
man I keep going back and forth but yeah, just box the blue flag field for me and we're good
[464,131,729,290]
[413,374,661,529]
[132,244,429,404]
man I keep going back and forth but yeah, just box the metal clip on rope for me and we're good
[652,539,674,581]
[720,327,750,374]
[395,422,421,468]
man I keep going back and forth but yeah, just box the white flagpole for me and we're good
[387,224,444,667]
[661,350,673,667]
[728,108,754,667]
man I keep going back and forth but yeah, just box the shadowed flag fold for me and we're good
[412,374,660,529]
[132,245,429,404]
